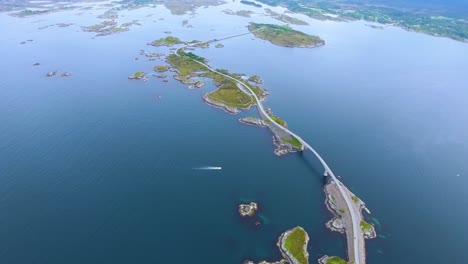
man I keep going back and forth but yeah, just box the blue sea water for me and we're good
[1,2,468,264]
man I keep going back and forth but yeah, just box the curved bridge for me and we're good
[174,35,363,264]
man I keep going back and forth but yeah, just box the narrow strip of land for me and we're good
[174,31,365,264]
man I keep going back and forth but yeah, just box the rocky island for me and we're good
[245,227,309,264]
[165,50,267,113]
[265,9,309,25]
[162,38,304,155]
[82,20,134,37]
[223,9,254,18]
[318,255,347,264]
[154,65,168,72]
[323,180,376,264]
[46,70,57,77]
[248,23,324,48]
[239,202,258,217]
[239,117,267,127]
[248,75,263,84]
[128,71,147,80]
[150,36,183,47]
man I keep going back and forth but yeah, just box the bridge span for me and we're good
[174,33,364,264]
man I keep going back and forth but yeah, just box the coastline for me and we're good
[201,93,247,114]
[323,180,376,263]
[277,227,309,264]
[245,227,309,264]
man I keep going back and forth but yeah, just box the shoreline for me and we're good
[323,180,376,264]
[277,227,309,264]
[201,93,248,114]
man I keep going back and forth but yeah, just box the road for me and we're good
[174,33,364,264]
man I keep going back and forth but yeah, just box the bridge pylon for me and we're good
[323,170,329,177]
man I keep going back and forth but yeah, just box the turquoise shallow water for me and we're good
[1,3,468,264]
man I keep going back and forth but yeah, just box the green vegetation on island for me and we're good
[10,6,77,17]
[133,71,144,78]
[83,20,116,32]
[326,256,347,264]
[161,0,224,15]
[265,8,309,25]
[282,137,302,149]
[215,43,224,48]
[82,20,137,36]
[360,220,373,232]
[97,9,118,19]
[223,9,255,18]
[205,72,256,109]
[13,9,50,17]
[255,0,468,42]
[166,50,266,110]
[151,36,183,46]
[352,196,359,203]
[184,52,206,63]
[129,71,146,80]
[240,0,262,8]
[248,75,263,84]
[283,227,309,264]
[248,23,324,48]
[154,65,168,72]
[269,114,286,127]
[280,15,309,25]
[166,52,207,82]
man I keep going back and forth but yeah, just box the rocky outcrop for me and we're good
[128,72,147,81]
[243,260,288,264]
[278,227,309,264]
[46,71,57,77]
[202,94,248,114]
[194,81,205,88]
[239,117,267,127]
[239,202,258,217]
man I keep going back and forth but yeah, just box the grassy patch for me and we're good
[166,53,207,82]
[338,208,345,214]
[269,114,286,127]
[236,10,254,17]
[248,22,324,47]
[326,256,347,264]
[280,15,309,25]
[109,27,128,33]
[82,20,116,32]
[248,75,262,84]
[183,51,206,63]
[284,227,309,264]
[151,36,182,46]
[207,79,255,108]
[129,71,145,79]
[352,196,359,203]
[250,85,266,98]
[360,221,373,232]
[154,65,168,72]
[167,50,266,111]
[282,137,302,148]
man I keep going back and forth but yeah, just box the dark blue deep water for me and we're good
[0,3,467,264]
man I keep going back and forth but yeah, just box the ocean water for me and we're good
[0,2,467,264]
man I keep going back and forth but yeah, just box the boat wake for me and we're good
[193,166,222,170]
